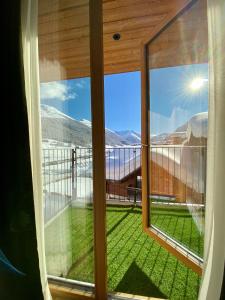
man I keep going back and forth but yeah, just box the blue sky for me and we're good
[40,63,208,135]
[104,72,141,132]
[150,63,208,135]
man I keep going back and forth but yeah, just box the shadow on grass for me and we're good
[68,207,136,274]
[107,207,135,236]
[115,262,166,298]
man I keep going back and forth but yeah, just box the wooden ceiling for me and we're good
[148,0,208,69]
[38,0,206,82]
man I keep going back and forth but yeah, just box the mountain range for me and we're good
[115,130,141,144]
[41,105,208,147]
[41,105,141,147]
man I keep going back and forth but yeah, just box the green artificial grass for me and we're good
[46,206,202,299]
[151,204,204,257]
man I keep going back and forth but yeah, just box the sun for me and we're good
[190,77,208,91]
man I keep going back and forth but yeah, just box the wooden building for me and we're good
[106,159,205,204]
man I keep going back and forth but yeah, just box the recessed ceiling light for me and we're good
[113,33,121,40]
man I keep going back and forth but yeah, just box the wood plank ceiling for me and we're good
[148,0,208,69]
[38,0,206,82]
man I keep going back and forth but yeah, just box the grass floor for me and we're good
[151,204,204,257]
[63,205,201,299]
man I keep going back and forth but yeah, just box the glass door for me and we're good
[38,1,106,299]
[142,0,208,274]
[38,0,94,284]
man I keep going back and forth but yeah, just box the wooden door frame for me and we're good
[141,0,203,276]
[50,1,107,299]
[45,1,206,299]
[90,0,107,299]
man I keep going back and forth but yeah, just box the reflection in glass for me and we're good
[148,0,208,258]
[38,0,94,284]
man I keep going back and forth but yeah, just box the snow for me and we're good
[80,119,92,128]
[120,145,206,195]
[106,128,117,134]
[187,112,208,140]
[80,119,117,135]
[41,143,206,194]
[41,105,142,146]
[44,177,92,199]
[41,104,76,121]
[131,132,141,141]
[42,147,93,223]
[42,142,206,233]
[115,130,141,145]
[42,139,75,149]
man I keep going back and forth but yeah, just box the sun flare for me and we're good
[190,77,208,91]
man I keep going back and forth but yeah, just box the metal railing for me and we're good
[42,145,207,221]
[42,148,73,222]
[149,145,207,205]
[105,147,141,203]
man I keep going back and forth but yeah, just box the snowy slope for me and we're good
[41,105,130,147]
[80,119,91,128]
[41,104,75,121]
[116,130,141,145]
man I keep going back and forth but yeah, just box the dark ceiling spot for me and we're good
[113,33,121,41]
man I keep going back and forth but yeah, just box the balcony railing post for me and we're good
[71,148,77,201]
[134,149,137,205]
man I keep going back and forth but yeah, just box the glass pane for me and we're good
[148,0,208,258]
[38,0,94,284]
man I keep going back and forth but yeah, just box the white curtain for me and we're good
[21,0,51,299]
[199,0,225,299]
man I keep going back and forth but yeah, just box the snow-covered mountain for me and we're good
[41,104,208,148]
[80,119,130,146]
[41,105,75,121]
[41,105,129,147]
[80,119,91,128]
[116,130,141,145]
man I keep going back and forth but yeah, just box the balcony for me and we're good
[43,145,206,299]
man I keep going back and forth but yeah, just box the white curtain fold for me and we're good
[199,0,225,299]
[21,0,51,299]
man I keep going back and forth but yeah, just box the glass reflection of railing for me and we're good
[42,148,73,223]
[150,145,207,258]
[150,145,207,204]
[42,148,93,223]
